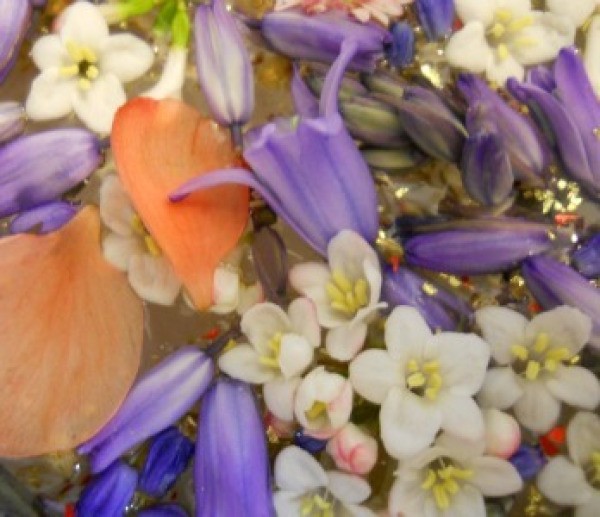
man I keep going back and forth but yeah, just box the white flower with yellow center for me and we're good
[389,433,522,516]
[25,1,154,133]
[290,230,386,362]
[445,0,575,85]
[538,411,600,516]
[349,306,490,459]
[274,445,375,517]
[99,174,181,305]
[475,306,600,434]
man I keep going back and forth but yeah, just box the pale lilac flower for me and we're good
[326,422,378,475]
[274,445,375,517]
[350,306,490,459]
[476,306,600,434]
[537,411,600,516]
[218,298,320,422]
[25,1,154,133]
[290,230,385,362]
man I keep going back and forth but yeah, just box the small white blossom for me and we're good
[210,265,263,316]
[290,230,386,362]
[476,305,600,434]
[350,306,490,459]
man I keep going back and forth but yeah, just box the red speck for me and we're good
[389,255,401,273]
[528,301,542,314]
[554,213,579,226]
[202,327,220,340]
[64,504,76,517]
[452,18,463,31]
[539,426,566,456]
[460,276,471,287]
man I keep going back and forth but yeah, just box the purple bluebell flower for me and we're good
[0,129,102,218]
[381,265,472,331]
[387,22,414,68]
[509,445,546,481]
[194,0,254,127]
[171,40,378,256]
[0,0,31,83]
[526,66,555,92]
[261,10,390,72]
[139,505,188,517]
[139,427,194,498]
[403,219,560,275]
[507,48,600,198]
[195,378,273,517]
[572,233,600,278]
[9,201,77,235]
[75,460,137,517]
[522,254,600,348]
[78,347,214,474]
[414,0,455,41]
[0,101,25,144]
[294,429,327,454]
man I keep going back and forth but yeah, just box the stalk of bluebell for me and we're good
[78,347,214,473]
[75,460,137,517]
[387,22,414,68]
[9,201,77,235]
[0,101,25,144]
[194,0,254,128]
[0,0,30,83]
[572,233,600,278]
[414,0,455,41]
[0,129,102,218]
[195,378,273,517]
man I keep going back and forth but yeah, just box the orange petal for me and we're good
[0,207,143,457]
[111,98,249,309]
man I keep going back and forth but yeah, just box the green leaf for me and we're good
[172,4,191,49]
[154,0,178,35]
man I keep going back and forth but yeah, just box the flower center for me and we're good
[421,457,473,510]
[131,214,162,256]
[258,332,283,369]
[59,41,100,91]
[584,451,600,489]
[510,333,573,381]
[300,490,335,517]
[486,8,536,62]
[326,269,369,316]
[405,359,443,401]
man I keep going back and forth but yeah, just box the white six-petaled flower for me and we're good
[475,305,600,434]
[350,305,490,459]
[26,1,154,133]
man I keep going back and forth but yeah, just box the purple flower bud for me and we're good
[305,63,368,101]
[261,10,390,72]
[361,146,425,172]
[194,0,254,126]
[461,131,514,206]
[415,0,455,41]
[139,505,188,517]
[0,0,31,83]
[509,445,546,481]
[139,427,194,498]
[522,254,600,348]
[0,129,102,218]
[9,201,78,235]
[0,101,25,144]
[387,22,414,68]
[294,429,327,454]
[572,233,600,278]
[76,461,137,517]
[404,219,559,275]
[195,378,274,517]
[251,225,288,303]
[78,347,214,474]
[361,70,406,98]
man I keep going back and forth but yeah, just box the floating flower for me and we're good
[350,306,490,459]
[388,433,522,516]
[537,411,600,515]
[445,0,574,84]
[99,174,181,306]
[290,230,385,361]
[218,298,320,421]
[475,306,600,434]
[326,422,378,475]
[25,1,154,133]
[0,0,31,83]
[210,265,263,315]
[274,445,375,517]
[0,101,25,144]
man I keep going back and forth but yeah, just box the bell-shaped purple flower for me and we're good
[507,48,600,198]
[572,233,600,278]
[0,101,25,144]
[76,460,137,517]
[139,427,194,498]
[403,219,560,275]
[261,10,390,72]
[415,0,455,41]
[194,0,254,127]
[9,201,77,235]
[139,505,188,517]
[387,22,414,68]
[526,66,555,92]
[522,254,600,348]
[171,40,378,256]
[0,0,31,83]
[0,129,102,218]
[195,378,273,517]
[78,347,214,474]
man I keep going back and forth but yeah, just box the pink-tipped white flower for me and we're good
[326,422,378,475]
[482,409,521,460]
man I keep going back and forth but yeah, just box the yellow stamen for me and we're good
[496,44,510,61]
[544,359,558,372]
[508,15,533,32]
[428,372,443,389]
[443,478,460,494]
[223,339,237,353]
[488,22,506,39]
[421,469,437,490]
[258,356,279,368]
[78,78,91,91]
[432,484,450,510]
[511,344,529,361]
[423,360,440,373]
[59,64,78,77]
[495,8,512,23]
[448,466,473,480]
[533,333,549,354]
[305,401,327,420]
[332,269,353,292]
[546,347,571,362]
[354,279,369,306]
[326,283,345,304]
[326,271,369,315]
[144,235,162,257]
[407,359,420,373]
[80,46,97,63]
[407,372,426,388]
[525,360,541,381]
[86,65,99,80]
[314,495,330,510]
[66,41,83,62]
[131,214,145,234]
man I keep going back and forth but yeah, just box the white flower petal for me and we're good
[513,380,560,433]
[566,411,600,466]
[218,344,275,384]
[585,16,600,95]
[99,175,136,236]
[274,445,328,491]
[436,433,486,462]
[384,306,432,362]
[241,302,290,354]
[71,73,126,133]
[327,230,379,283]
[236,283,263,315]
[363,256,382,307]
[380,388,442,459]
[327,471,371,505]
[210,267,240,314]
[102,234,142,271]
[100,33,154,83]
[477,367,524,410]
[127,254,181,305]
[273,492,303,516]
[446,484,485,517]
[388,475,428,517]
[143,47,187,100]
[537,456,594,506]
[438,392,485,442]
[576,490,600,517]
[25,69,76,121]
[342,503,376,517]
[546,0,596,27]
[454,0,496,25]
[485,52,525,85]
[279,334,314,378]
[349,349,401,404]
[31,35,68,70]
[545,365,600,410]
[288,297,321,348]
[445,22,493,75]
[475,306,527,365]
[525,306,592,355]
[326,321,368,362]
[496,0,532,17]
[58,2,109,50]
[264,377,300,422]
[482,409,521,459]
[470,456,523,496]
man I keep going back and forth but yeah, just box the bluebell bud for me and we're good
[572,233,600,278]
[415,0,455,41]
[387,22,414,68]
[294,429,327,453]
